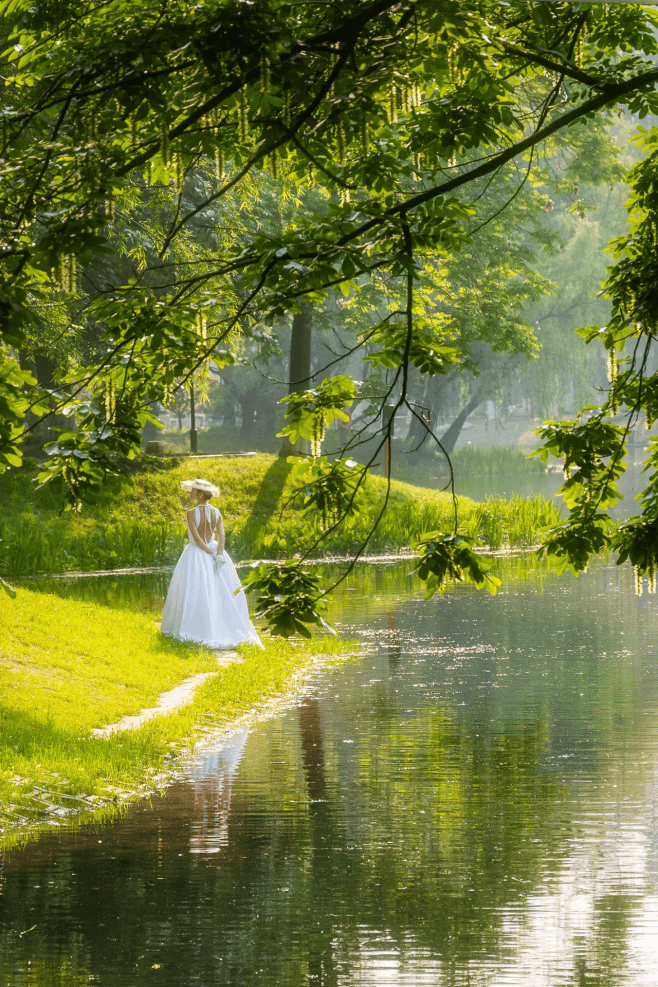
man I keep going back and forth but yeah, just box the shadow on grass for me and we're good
[228,456,293,557]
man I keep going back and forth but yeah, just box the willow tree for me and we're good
[3,0,658,628]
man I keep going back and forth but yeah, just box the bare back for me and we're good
[187,503,225,554]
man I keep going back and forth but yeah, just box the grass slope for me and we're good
[0,454,560,576]
[0,586,355,846]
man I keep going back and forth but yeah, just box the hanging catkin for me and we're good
[606,346,617,382]
[105,379,115,423]
[388,84,398,123]
[270,148,278,179]
[311,414,324,459]
[196,312,207,340]
[174,150,183,193]
[260,53,271,92]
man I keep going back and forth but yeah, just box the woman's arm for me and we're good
[215,511,225,554]
[187,508,214,555]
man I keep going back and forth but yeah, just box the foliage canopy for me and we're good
[4,1,658,627]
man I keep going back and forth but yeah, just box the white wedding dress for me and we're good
[161,504,262,649]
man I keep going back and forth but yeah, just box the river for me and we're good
[2,552,658,985]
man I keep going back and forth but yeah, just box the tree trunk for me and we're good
[238,392,257,443]
[280,304,313,456]
[18,351,70,451]
[405,371,456,449]
[439,382,486,455]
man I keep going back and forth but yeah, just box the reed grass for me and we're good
[0,586,355,845]
[236,487,561,557]
[0,516,185,577]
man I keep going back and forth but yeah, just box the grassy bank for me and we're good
[0,455,560,577]
[0,586,356,847]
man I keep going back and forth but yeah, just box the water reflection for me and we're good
[188,729,249,854]
[3,558,658,985]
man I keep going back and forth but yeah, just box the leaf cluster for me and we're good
[411,531,501,598]
[241,560,334,638]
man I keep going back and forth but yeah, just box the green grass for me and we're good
[0,453,560,576]
[0,586,356,847]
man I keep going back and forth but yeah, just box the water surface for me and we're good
[2,558,658,985]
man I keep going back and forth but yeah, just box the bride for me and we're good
[161,478,262,649]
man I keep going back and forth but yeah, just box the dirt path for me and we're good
[92,652,241,738]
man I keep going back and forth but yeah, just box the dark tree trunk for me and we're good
[288,305,313,393]
[439,383,486,455]
[238,392,257,443]
[405,371,456,449]
[18,351,69,451]
[280,304,313,456]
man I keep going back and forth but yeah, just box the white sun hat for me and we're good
[180,478,220,498]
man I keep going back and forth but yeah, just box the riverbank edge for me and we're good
[0,453,561,577]
[0,587,359,853]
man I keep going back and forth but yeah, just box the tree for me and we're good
[535,121,658,586]
[4,1,658,622]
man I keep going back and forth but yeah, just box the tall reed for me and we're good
[238,493,561,558]
[0,518,185,578]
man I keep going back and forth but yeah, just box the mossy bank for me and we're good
[0,454,560,577]
[0,586,356,849]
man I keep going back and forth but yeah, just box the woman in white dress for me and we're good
[161,478,262,649]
